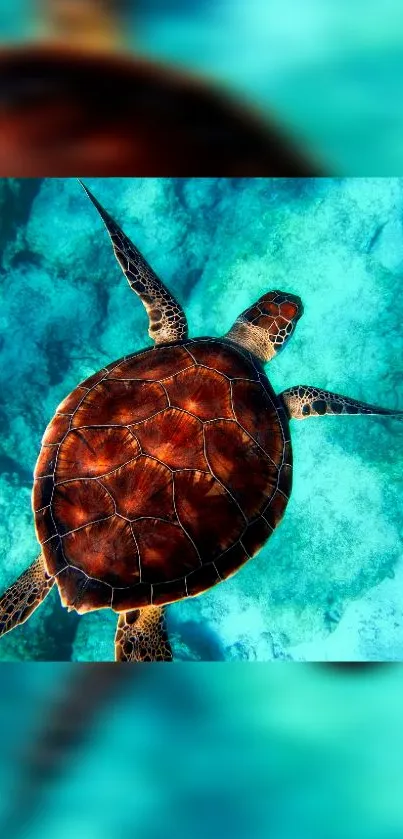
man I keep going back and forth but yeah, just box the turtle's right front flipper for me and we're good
[280,385,403,421]
[0,555,54,638]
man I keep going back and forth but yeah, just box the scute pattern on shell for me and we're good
[32,339,292,614]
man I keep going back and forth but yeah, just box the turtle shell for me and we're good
[0,45,319,177]
[32,339,292,614]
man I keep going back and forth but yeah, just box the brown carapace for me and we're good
[0,44,321,178]
[34,338,291,617]
[0,182,402,662]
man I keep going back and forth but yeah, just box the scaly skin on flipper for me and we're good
[115,606,173,662]
[280,385,403,421]
[0,555,54,638]
[79,180,189,345]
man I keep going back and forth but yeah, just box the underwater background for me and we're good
[1,663,403,839]
[0,176,402,661]
[0,1,403,173]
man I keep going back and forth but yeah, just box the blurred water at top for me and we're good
[0,0,402,173]
[0,0,318,177]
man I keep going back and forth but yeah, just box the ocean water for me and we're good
[1,2,403,173]
[1,663,403,839]
[0,176,402,662]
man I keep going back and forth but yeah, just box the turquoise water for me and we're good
[1,664,403,839]
[0,177,402,661]
[1,2,403,173]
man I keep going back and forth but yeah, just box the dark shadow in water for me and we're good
[0,178,42,256]
[3,663,207,839]
[41,590,80,661]
[319,662,390,673]
[42,332,74,386]
[3,666,133,838]
[0,453,33,485]
[168,614,226,661]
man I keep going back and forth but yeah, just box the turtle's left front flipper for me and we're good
[0,555,54,638]
[79,180,188,346]
[280,385,403,421]
[115,606,173,662]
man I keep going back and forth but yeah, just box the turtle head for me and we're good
[225,291,303,363]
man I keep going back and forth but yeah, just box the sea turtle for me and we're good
[0,181,401,662]
[0,44,319,178]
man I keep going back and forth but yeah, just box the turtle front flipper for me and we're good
[280,385,403,421]
[79,180,188,346]
[115,606,173,662]
[0,555,54,638]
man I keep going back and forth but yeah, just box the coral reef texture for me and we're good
[0,177,402,660]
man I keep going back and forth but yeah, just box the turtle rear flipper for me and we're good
[115,606,173,662]
[0,555,54,638]
[280,385,403,421]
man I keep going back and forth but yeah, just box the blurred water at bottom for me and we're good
[0,663,402,839]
